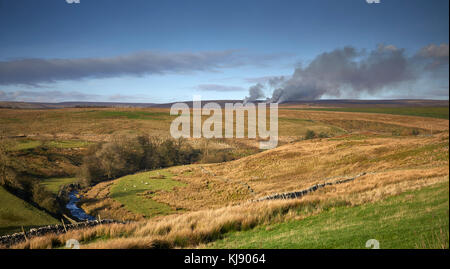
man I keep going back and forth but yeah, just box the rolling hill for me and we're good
[0,186,59,235]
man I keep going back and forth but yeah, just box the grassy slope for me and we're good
[9,139,92,151]
[207,181,449,249]
[10,133,449,248]
[109,169,186,217]
[284,107,449,119]
[1,107,447,148]
[11,140,42,151]
[1,107,448,248]
[0,186,59,235]
[46,140,92,149]
[40,177,79,194]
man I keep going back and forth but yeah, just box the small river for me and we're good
[66,191,96,221]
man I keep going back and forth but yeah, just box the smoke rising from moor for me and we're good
[244,44,449,103]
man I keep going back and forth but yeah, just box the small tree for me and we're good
[305,130,316,140]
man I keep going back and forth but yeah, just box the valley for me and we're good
[0,100,448,249]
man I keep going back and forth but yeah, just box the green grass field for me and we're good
[207,181,449,249]
[9,139,91,151]
[0,186,59,235]
[284,107,449,119]
[40,177,80,194]
[47,140,92,149]
[10,140,41,151]
[110,169,186,217]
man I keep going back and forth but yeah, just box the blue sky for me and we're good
[0,0,448,103]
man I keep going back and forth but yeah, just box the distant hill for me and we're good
[0,99,448,109]
[0,101,157,109]
[280,99,449,108]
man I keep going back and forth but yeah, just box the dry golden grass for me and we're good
[12,132,448,249]
[148,132,448,211]
[3,107,445,142]
[79,181,144,221]
[0,107,172,141]
[13,171,448,249]
[3,106,448,249]
[76,124,448,218]
[279,109,449,133]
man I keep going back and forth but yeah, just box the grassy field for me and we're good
[8,139,92,151]
[40,177,79,194]
[109,170,186,217]
[285,106,449,119]
[207,181,449,249]
[1,105,448,248]
[10,140,42,151]
[91,110,171,120]
[0,186,59,235]
[46,140,92,149]
[13,170,449,249]
[73,129,449,223]
[140,132,448,212]
[2,106,447,142]
[0,108,173,138]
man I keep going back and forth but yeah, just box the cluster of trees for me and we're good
[0,134,202,216]
[304,130,329,140]
[79,135,201,185]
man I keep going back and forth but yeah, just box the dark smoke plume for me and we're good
[245,44,449,103]
[243,83,265,103]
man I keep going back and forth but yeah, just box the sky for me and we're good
[0,0,448,103]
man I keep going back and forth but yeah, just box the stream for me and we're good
[66,191,96,221]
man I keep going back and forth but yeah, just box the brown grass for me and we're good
[2,107,446,142]
[146,132,448,211]
[12,144,448,249]
[79,181,144,221]
[3,107,448,249]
